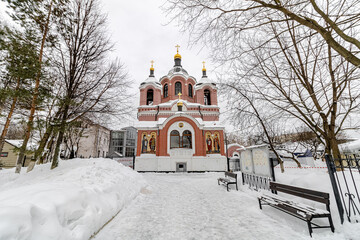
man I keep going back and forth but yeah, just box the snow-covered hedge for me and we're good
[0,158,147,240]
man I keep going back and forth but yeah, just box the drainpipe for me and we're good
[155,106,160,121]
[198,106,203,120]
[225,132,229,171]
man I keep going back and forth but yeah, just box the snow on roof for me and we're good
[227,143,243,149]
[339,139,360,153]
[5,139,37,151]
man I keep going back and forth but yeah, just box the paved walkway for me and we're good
[93,173,335,240]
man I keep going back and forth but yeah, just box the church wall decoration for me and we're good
[213,132,221,153]
[141,132,157,154]
[205,131,221,154]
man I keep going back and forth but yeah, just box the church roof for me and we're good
[167,66,189,77]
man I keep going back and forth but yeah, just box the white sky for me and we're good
[100,0,230,129]
[0,0,231,131]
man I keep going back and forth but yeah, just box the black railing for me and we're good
[325,154,360,224]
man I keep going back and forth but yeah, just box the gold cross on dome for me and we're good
[175,44,180,53]
[178,92,182,99]
[202,61,206,68]
[150,60,154,68]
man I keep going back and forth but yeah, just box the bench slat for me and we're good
[260,195,330,216]
[270,182,329,204]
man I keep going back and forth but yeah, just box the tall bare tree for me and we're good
[165,0,360,67]
[49,0,128,169]
[223,20,360,158]
[166,0,360,158]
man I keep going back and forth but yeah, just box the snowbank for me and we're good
[0,158,147,240]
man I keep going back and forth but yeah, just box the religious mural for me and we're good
[205,132,213,154]
[205,132,221,154]
[213,132,221,153]
[141,132,156,153]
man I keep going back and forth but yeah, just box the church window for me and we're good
[204,89,211,105]
[175,82,182,95]
[164,84,168,98]
[147,89,153,105]
[182,130,192,149]
[170,130,180,148]
[188,84,193,97]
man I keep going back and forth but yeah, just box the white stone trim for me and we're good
[167,121,196,156]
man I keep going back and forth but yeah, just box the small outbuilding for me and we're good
[0,140,35,168]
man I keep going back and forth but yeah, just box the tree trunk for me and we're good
[51,104,69,169]
[0,77,20,161]
[15,1,53,174]
[26,124,54,172]
[42,134,56,164]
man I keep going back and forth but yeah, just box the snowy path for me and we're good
[93,173,345,240]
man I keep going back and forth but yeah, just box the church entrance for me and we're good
[176,162,187,172]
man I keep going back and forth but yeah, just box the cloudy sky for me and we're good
[0,0,231,130]
[100,0,228,128]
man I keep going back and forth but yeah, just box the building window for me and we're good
[175,82,182,95]
[170,130,180,148]
[188,84,193,97]
[125,147,135,157]
[164,84,168,98]
[1,152,8,157]
[182,130,192,149]
[147,89,154,105]
[204,89,211,105]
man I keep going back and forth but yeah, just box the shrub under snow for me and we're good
[0,158,147,240]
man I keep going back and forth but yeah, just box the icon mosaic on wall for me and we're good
[141,132,156,153]
[205,132,221,154]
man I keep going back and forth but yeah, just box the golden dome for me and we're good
[202,61,206,71]
[150,60,154,71]
[174,44,182,59]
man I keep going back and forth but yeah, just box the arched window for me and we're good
[164,84,168,98]
[147,89,153,105]
[182,130,192,149]
[188,84,193,97]
[170,130,180,148]
[204,89,211,105]
[175,82,182,95]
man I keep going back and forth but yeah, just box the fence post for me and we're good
[132,155,136,170]
[325,154,345,224]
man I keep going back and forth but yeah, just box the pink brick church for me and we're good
[135,46,227,172]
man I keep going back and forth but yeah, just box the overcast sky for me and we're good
[0,0,230,130]
[100,0,227,129]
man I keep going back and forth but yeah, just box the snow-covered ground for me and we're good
[0,158,146,240]
[94,161,359,240]
[1,159,359,240]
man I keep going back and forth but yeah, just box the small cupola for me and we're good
[202,61,207,78]
[174,44,182,67]
[149,60,155,77]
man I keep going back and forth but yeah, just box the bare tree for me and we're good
[165,0,360,67]
[49,0,129,169]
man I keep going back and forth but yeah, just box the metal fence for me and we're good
[242,173,273,191]
[325,154,360,223]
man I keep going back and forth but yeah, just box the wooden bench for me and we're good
[217,172,238,191]
[258,182,334,237]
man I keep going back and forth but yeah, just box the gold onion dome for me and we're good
[202,61,206,72]
[150,60,154,71]
[174,44,182,59]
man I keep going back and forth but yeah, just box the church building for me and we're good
[135,46,227,172]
